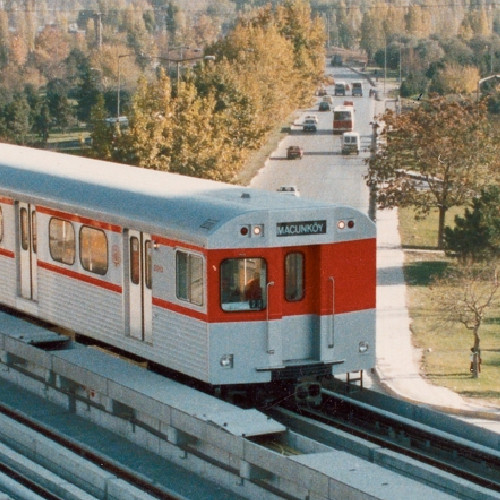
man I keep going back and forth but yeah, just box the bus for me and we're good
[333,104,354,134]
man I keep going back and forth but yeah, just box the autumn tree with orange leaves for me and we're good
[368,96,499,248]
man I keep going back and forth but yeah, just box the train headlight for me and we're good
[252,224,264,237]
[337,220,355,230]
[359,341,369,353]
[220,354,234,368]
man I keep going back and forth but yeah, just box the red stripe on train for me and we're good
[0,248,15,258]
[36,206,121,233]
[38,261,122,294]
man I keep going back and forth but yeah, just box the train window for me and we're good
[80,226,108,275]
[145,240,152,290]
[20,207,28,250]
[130,236,140,284]
[0,207,3,242]
[49,218,75,265]
[32,212,36,253]
[285,253,304,301]
[220,258,267,311]
[176,251,204,306]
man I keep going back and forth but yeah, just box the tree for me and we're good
[4,93,31,144]
[430,263,499,378]
[429,63,480,94]
[46,79,72,130]
[76,69,100,123]
[90,93,113,160]
[444,186,500,263]
[368,97,499,248]
[33,102,50,144]
[126,71,174,170]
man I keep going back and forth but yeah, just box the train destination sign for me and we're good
[276,220,327,237]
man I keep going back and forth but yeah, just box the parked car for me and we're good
[322,95,334,105]
[319,101,330,111]
[286,145,303,159]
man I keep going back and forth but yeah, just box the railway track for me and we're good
[0,304,498,499]
[0,402,182,500]
[267,389,500,499]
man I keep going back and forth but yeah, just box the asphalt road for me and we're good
[250,64,378,216]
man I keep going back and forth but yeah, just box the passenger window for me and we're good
[0,206,3,243]
[220,258,267,311]
[49,218,75,265]
[130,236,140,284]
[145,240,152,290]
[176,251,204,306]
[32,212,36,253]
[285,253,304,301]
[80,226,108,275]
[20,207,28,250]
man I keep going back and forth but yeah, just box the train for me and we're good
[0,143,376,400]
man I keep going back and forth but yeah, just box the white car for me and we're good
[276,186,300,197]
[304,114,318,124]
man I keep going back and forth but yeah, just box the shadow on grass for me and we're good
[461,390,500,399]
[427,373,471,379]
[484,317,500,325]
[403,260,450,286]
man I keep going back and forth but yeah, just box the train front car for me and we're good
[204,191,376,397]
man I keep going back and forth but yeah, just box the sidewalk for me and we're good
[374,207,500,430]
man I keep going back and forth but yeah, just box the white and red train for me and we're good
[0,144,375,394]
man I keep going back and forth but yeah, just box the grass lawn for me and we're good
[399,207,500,405]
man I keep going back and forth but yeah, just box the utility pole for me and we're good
[93,13,102,49]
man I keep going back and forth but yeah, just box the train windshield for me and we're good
[221,258,267,311]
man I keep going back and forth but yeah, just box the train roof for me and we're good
[0,144,373,247]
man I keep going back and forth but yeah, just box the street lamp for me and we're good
[477,74,500,104]
[117,51,215,121]
[150,54,215,87]
[117,53,136,120]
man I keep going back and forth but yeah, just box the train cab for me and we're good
[0,144,376,393]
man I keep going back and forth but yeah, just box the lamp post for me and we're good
[117,53,136,121]
[151,54,215,87]
[117,51,215,120]
[477,74,500,104]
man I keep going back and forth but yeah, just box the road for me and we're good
[250,64,378,216]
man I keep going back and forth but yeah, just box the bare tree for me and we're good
[431,263,499,378]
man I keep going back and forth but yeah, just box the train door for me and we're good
[18,202,37,301]
[281,246,335,361]
[126,230,153,342]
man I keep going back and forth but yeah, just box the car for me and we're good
[341,132,360,155]
[334,82,346,96]
[322,95,333,104]
[304,114,318,122]
[276,186,300,197]
[352,82,363,96]
[302,118,317,133]
[316,87,327,96]
[319,101,330,111]
[286,145,303,159]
